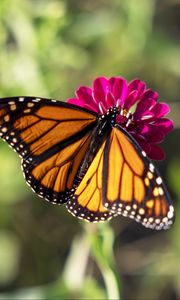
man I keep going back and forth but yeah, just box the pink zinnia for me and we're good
[68,76,173,160]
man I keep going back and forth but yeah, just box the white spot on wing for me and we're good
[142,151,146,157]
[156,177,162,185]
[149,163,155,172]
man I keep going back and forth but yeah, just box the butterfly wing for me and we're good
[0,97,97,203]
[102,125,175,230]
[66,139,116,222]
[22,131,92,204]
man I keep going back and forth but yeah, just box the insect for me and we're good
[0,96,174,230]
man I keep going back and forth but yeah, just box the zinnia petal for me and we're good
[147,144,165,160]
[93,77,110,104]
[135,138,151,153]
[106,91,116,107]
[76,86,94,104]
[68,98,85,107]
[110,77,128,105]
[150,102,170,118]
[134,98,156,121]
[124,90,138,110]
[128,79,146,98]
[141,89,158,102]
[76,86,99,112]
[153,118,174,134]
[68,97,98,112]
[137,124,165,143]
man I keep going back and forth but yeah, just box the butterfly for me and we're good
[0,96,175,230]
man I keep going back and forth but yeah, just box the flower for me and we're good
[68,76,173,160]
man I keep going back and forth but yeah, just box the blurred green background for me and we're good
[0,0,180,299]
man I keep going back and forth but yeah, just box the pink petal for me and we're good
[148,144,165,160]
[124,90,138,110]
[106,91,116,107]
[116,114,126,124]
[137,124,165,143]
[131,134,151,152]
[76,86,94,104]
[150,102,170,118]
[98,102,107,114]
[138,140,151,154]
[153,118,174,134]
[83,103,99,112]
[68,98,84,107]
[76,86,99,111]
[110,77,128,105]
[108,77,116,89]
[67,98,98,112]
[129,133,165,160]
[134,98,156,121]
[128,79,146,98]
[93,77,110,103]
[141,89,158,102]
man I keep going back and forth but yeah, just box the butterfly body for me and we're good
[73,107,118,186]
[0,97,175,230]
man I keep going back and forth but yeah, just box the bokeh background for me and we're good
[0,0,180,299]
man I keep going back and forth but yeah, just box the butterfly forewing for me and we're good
[0,97,98,204]
[0,97,97,162]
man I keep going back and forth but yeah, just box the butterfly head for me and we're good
[98,102,133,128]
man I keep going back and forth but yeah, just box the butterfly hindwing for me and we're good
[102,126,175,230]
[66,139,116,222]
[22,131,93,204]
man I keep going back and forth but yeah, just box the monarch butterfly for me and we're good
[0,96,174,230]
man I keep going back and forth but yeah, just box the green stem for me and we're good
[62,233,90,290]
[60,222,122,299]
[86,223,121,300]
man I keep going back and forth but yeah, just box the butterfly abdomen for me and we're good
[73,118,111,188]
